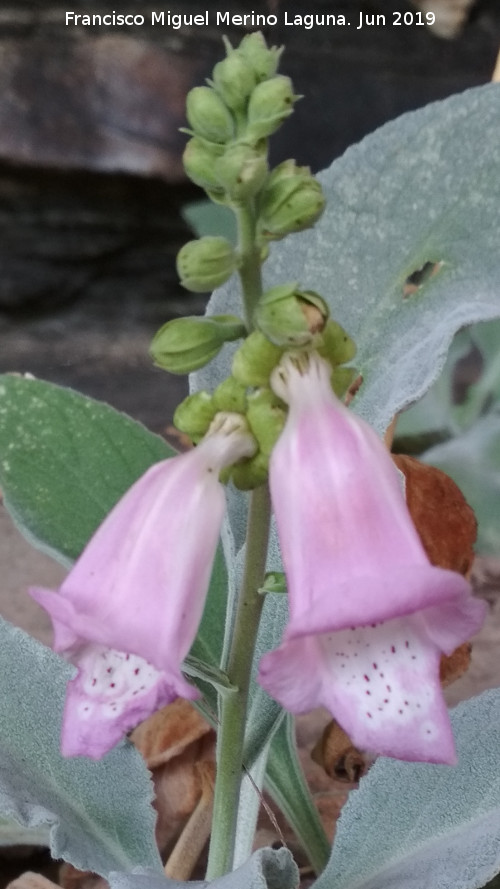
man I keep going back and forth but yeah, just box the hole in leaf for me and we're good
[403,261,442,298]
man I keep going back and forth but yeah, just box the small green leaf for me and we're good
[183,655,235,693]
[259,572,287,594]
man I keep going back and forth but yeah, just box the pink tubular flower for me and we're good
[258,352,486,764]
[31,414,255,758]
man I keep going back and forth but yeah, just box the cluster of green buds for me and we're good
[165,285,357,489]
[173,32,326,295]
[150,32,358,489]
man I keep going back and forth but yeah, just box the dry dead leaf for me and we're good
[59,865,107,889]
[7,874,60,889]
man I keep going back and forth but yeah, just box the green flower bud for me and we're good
[232,330,283,387]
[177,237,237,293]
[213,376,248,414]
[246,75,299,140]
[231,450,269,490]
[214,143,268,200]
[151,314,246,375]
[258,161,325,239]
[254,282,328,346]
[173,391,217,442]
[246,388,286,456]
[331,365,358,398]
[238,32,283,82]
[212,53,257,111]
[186,86,235,144]
[317,319,357,366]
[183,138,225,192]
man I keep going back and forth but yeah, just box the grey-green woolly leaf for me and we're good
[266,716,331,876]
[0,618,162,877]
[109,847,299,889]
[182,199,237,245]
[395,327,472,442]
[313,689,500,889]
[421,414,500,553]
[397,318,500,446]
[0,815,50,848]
[192,83,500,437]
[455,318,500,428]
[233,742,273,869]
[0,375,175,565]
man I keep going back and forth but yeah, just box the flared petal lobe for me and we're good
[258,353,486,763]
[61,645,176,759]
[31,415,255,756]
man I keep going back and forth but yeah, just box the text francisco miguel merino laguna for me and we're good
[65,10,397,29]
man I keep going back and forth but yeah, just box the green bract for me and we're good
[246,75,299,140]
[258,160,326,239]
[150,314,246,374]
[182,138,226,192]
[317,319,357,366]
[212,53,257,111]
[214,143,269,200]
[232,330,284,387]
[173,391,218,442]
[176,236,238,292]
[213,377,248,414]
[237,31,283,82]
[186,85,235,144]
[254,282,328,346]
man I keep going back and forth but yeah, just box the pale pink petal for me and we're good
[260,615,456,763]
[259,352,486,763]
[61,645,185,759]
[30,416,255,757]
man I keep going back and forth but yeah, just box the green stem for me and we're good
[206,484,271,880]
[234,201,263,327]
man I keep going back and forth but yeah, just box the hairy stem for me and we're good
[206,484,271,879]
[234,200,263,327]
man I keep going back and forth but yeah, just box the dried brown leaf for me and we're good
[7,874,60,889]
[130,698,212,769]
[392,454,477,576]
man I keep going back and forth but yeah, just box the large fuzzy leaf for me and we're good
[195,83,500,436]
[396,318,500,552]
[313,689,500,889]
[422,414,500,553]
[0,374,174,565]
[0,617,162,877]
[108,847,299,889]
